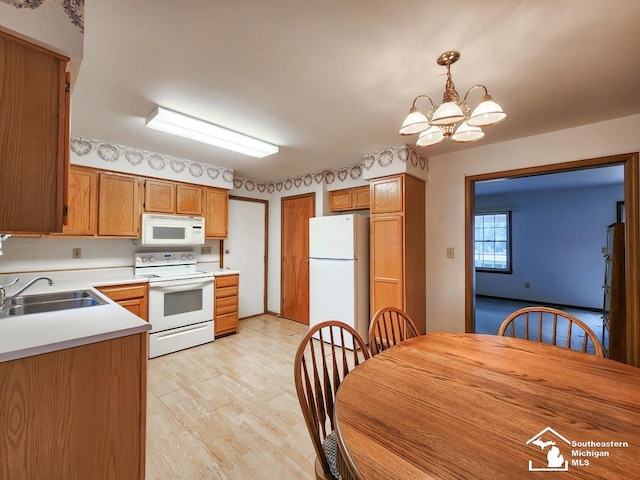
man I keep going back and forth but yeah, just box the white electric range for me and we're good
[135,251,214,358]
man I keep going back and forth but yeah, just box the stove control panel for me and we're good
[135,251,196,267]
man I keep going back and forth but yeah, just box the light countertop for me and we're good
[0,268,151,363]
[0,264,240,363]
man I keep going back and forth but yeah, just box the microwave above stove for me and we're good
[136,213,205,246]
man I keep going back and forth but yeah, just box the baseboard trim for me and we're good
[476,295,601,313]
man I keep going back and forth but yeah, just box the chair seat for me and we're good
[321,431,341,480]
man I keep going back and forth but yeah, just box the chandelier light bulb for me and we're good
[416,125,445,147]
[451,121,485,143]
[399,108,430,135]
[468,96,508,127]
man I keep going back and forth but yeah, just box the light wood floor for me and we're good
[146,314,315,479]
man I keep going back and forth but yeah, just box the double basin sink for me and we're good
[3,290,107,317]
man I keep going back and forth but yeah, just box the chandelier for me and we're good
[399,51,507,147]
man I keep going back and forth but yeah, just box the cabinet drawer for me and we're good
[215,296,238,315]
[215,274,238,288]
[215,286,238,298]
[215,312,238,335]
[97,283,147,302]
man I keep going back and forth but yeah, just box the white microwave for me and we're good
[137,214,205,246]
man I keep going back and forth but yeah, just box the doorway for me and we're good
[465,153,640,366]
[223,196,268,318]
[281,193,315,324]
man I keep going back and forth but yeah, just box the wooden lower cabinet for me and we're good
[96,283,148,321]
[0,334,147,480]
[215,274,239,336]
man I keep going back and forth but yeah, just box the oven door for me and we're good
[148,277,214,332]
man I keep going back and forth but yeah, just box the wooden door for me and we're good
[144,179,175,213]
[370,214,404,315]
[205,187,229,238]
[352,185,371,209]
[176,184,203,215]
[329,189,352,211]
[281,193,315,324]
[62,166,97,236]
[98,173,141,236]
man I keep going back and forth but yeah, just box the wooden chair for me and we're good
[369,306,420,356]
[294,320,370,480]
[498,306,604,357]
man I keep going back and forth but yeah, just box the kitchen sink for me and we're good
[4,290,107,316]
[9,289,99,305]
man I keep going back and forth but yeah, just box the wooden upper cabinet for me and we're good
[62,166,98,236]
[352,186,370,209]
[144,180,203,216]
[176,184,204,215]
[371,176,403,214]
[0,31,69,233]
[205,187,229,238]
[329,189,353,211]
[144,179,176,213]
[98,173,142,237]
[328,185,370,212]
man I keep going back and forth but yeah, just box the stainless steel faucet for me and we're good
[0,276,55,308]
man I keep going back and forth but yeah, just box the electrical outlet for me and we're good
[200,246,212,255]
[524,282,531,289]
[446,247,454,259]
[72,247,82,259]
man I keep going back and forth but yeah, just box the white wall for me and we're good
[475,184,623,309]
[426,113,640,333]
[0,237,220,273]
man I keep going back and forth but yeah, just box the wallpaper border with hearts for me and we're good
[1,0,84,32]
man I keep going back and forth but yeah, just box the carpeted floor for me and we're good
[474,296,605,353]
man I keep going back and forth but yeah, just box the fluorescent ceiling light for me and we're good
[145,106,279,158]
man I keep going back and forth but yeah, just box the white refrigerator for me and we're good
[309,213,370,349]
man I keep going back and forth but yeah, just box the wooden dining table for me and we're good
[334,333,640,480]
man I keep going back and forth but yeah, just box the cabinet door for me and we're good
[98,173,142,236]
[371,176,403,214]
[0,31,68,233]
[97,283,148,321]
[205,187,229,238]
[144,179,176,213]
[329,189,353,211]
[177,184,204,215]
[352,186,370,209]
[370,214,404,315]
[62,166,97,236]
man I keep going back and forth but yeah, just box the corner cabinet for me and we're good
[602,222,626,362]
[205,187,229,238]
[98,172,143,237]
[370,174,426,333]
[0,31,70,233]
[96,283,149,321]
[214,274,239,336]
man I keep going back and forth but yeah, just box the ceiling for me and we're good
[70,1,640,182]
